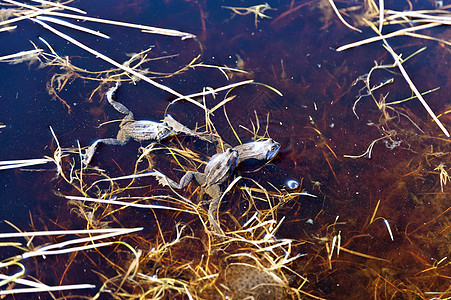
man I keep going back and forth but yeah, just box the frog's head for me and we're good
[264,139,280,161]
[225,148,239,169]
[156,123,174,141]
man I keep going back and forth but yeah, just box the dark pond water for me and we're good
[1,0,450,299]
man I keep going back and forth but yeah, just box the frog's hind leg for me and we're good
[151,170,201,190]
[106,81,134,118]
[206,186,225,235]
[82,138,128,166]
[208,199,225,235]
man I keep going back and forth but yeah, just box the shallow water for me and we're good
[1,0,450,299]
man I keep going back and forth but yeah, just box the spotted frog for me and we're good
[83,82,173,165]
[152,148,239,234]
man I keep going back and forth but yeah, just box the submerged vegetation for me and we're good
[0,0,450,299]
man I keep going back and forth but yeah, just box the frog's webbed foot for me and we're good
[150,170,200,190]
[148,170,174,187]
[82,138,128,166]
[82,139,102,166]
[162,115,220,144]
[101,138,128,146]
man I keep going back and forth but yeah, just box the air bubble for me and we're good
[286,179,299,190]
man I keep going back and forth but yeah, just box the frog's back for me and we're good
[204,149,238,186]
[123,121,171,142]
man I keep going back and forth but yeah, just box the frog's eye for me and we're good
[270,145,278,152]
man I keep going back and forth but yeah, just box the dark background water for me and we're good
[1,0,450,299]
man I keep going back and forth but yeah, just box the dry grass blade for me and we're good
[3,0,194,39]
[90,172,167,185]
[170,79,254,108]
[0,228,135,239]
[0,284,95,295]
[0,227,141,295]
[209,95,236,114]
[0,25,17,32]
[24,241,118,258]
[327,0,362,32]
[339,246,390,262]
[21,228,142,259]
[0,1,59,27]
[404,31,451,46]
[30,0,87,14]
[385,9,451,22]
[344,129,396,159]
[0,158,52,170]
[0,49,42,61]
[41,11,195,39]
[65,195,191,213]
[336,22,440,51]
[36,16,110,39]
[0,275,47,289]
[378,0,384,33]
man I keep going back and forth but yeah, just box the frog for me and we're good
[232,138,280,164]
[151,148,239,234]
[83,81,173,166]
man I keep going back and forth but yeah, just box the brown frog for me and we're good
[152,148,239,234]
[83,82,173,165]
